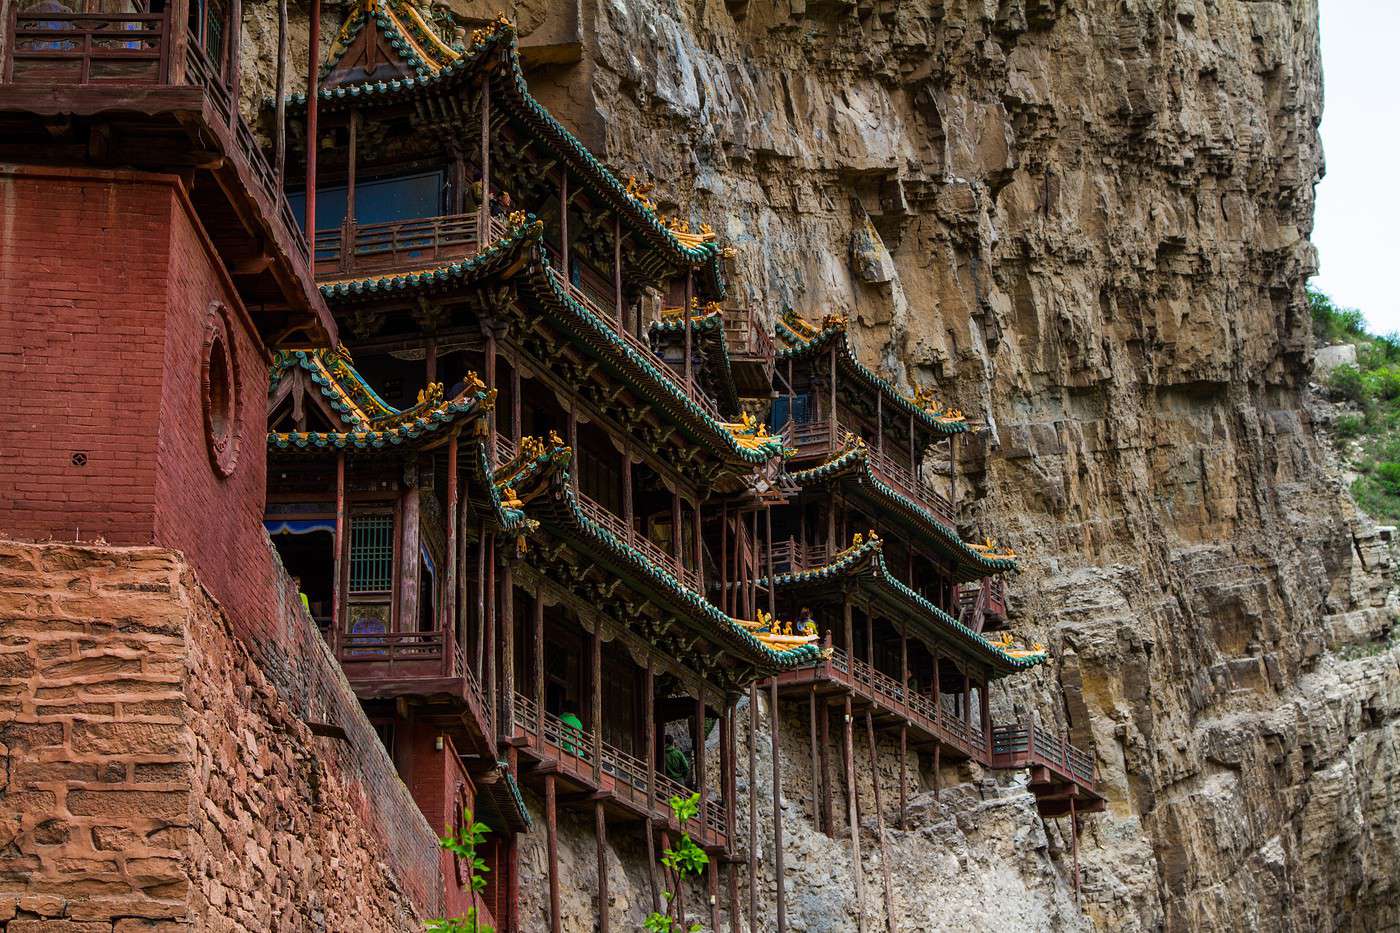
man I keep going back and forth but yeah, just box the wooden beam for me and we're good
[331,453,346,646]
[546,774,561,933]
[273,0,287,182]
[866,711,896,933]
[595,801,609,933]
[771,678,786,932]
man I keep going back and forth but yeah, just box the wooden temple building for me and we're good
[0,0,1103,927]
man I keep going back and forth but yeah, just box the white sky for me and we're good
[1311,2,1400,333]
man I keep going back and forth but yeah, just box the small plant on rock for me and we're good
[428,807,493,933]
[644,793,708,933]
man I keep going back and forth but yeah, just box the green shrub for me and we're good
[1375,462,1400,496]
[1334,414,1364,440]
[1329,364,1367,404]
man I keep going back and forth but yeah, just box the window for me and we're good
[201,302,239,477]
[289,170,445,232]
[769,393,811,430]
[349,513,394,593]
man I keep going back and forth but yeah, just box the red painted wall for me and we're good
[398,720,481,921]
[0,165,276,638]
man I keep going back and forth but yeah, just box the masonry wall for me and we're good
[0,541,443,931]
[0,165,278,643]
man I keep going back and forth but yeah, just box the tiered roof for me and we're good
[791,436,1019,582]
[760,533,1044,677]
[289,10,725,297]
[649,303,742,417]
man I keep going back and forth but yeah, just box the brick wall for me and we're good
[0,165,278,641]
[399,726,478,920]
[0,541,445,930]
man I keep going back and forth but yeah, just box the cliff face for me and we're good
[501,0,1395,929]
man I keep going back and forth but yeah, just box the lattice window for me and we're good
[349,513,394,593]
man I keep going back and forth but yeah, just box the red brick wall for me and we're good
[399,725,479,920]
[0,165,277,641]
[0,167,168,543]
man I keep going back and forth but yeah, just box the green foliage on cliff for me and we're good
[1314,287,1400,521]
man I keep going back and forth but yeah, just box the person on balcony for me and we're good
[663,734,691,786]
[559,706,584,759]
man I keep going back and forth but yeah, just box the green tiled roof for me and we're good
[268,387,493,454]
[789,444,1018,582]
[284,20,725,298]
[760,536,1042,677]
[775,315,970,437]
[648,309,741,417]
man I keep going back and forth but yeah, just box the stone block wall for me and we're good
[0,541,441,931]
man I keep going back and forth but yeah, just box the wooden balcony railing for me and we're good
[957,575,1008,631]
[992,724,1098,790]
[788,417,956,527]
[340,629,448,672]
[575,490,700,592]
[766,538,832,575]
[315,212,480,277]
[2,7,310,264]
[722,306,775,363]
[543,260,726,424]
[512,692,724,844]
[4,9,165,83]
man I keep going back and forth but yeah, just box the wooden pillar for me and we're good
[808,686,821,828]
[644,660,660,915]
[331,452,346,644]
[500,561,514,737]
[933,743,941,800]
[485,330,498,459]
[560,172,569,278]
[722,701,740,932]
[671,490,683,562]
[303,0,320,242]
[980,675,992,760]
[765,507,775,616]
[909,415,917,485]
[478,82,491,241]
[708,858,720,933]
[843,695,866,932]
[225,0,241,119]
[511,367,522,441]
[475,523,487,676]
[842,594,854,664]
[949,433,957,507]
[747,683,757,929]
[545,774,561,933]
[693,500,704,589]
[875,390,883,458]
[898,626,907,829]
[770,679,786,932]
[591,621,603,783]
[595,801,609,933]
[621,447,633,529]
[534,584,545,738]
[272,0,287,181]
[644,819,660,916]
[484,533,495,728]
[819,697,833,838]
[398,482,420,630]
[828,346,837,441]
[694,686,707,843]
[346,109,359,233]
[444,432,458,640]
[866,712,896,933]
[719,505,728,615]
[568,404,578,491]
[683,272,694,392]
[613,215,624,320]
[1070,797,1080,905]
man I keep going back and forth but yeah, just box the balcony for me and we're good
[574,489,701,593]
[957,575,1008,633]
[789,417,956,528]
[720,306,776,395]
[512,692,728,849]
[0,4,330,343]
[314,214,515,280]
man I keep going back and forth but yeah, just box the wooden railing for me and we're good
[340,629,446,670]
[315,212,479,277]
[511,692,725,844]
[958,576,1008,631]
[543,260,726,424]
[4,9,166,83]
[766,538,832,575]
[992,724,1097,790]
[2,9,310,263]
[788,417,956,527]
[575,490,700,592]
[722,306,775,363]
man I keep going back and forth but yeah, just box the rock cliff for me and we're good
[241,0,1397,928]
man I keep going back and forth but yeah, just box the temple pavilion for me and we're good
[259,4,1102,928]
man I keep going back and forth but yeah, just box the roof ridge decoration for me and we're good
[759,531,1044,673]
[732,609,822,652]
[788,441,1019,577]
[268,380,496,453]
[320,0,466,86]
[720,412,786,457]
[287,18,726,295]
[775,309,971,434]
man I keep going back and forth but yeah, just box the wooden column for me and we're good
[591,621,603,783]
[485,330,498,459]
[708,858,720,933]
[346,109,359,233]
[765,507,776,616]
[484,533,496,728]
[876,391,883,457]
[683,272,694,392]
[398,482,420,630]
[843,695,866,932]
[303,0,320,242]
[770,678,786,932]
[747,684,757,929]
[500,561,514,737]
[444,433,459,640]
[671,490,683,562]
[719,506,728,615]
[828,346,837,440]
[909,415,917,484]
[613,215,624,320]
[819,696,833,837]
[475,524,487,675]
[898,626,908,829]
[595,801,609,933]
[568,405,578,491]
[511,367,522,441]
[273,0,287,181]
[949,433,958,508]
[866,712,897,933]
[723,701,740,933]
[621,447,633,529]
[644,660,660,915]
[331,452,346,644]
[226,0,242,119]
[560,172,569,277]
[1070,798,1080,905]
[478,82,491,241]
[980,675,992,760]
[545,774,561,933]
[534,584,545,738]
[694,686,707,844]
[808,686,821,828]
[693,500,704,589]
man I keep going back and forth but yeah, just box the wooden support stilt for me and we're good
[1070,797,1080,906]
[591,622,602,783]
[272,0,287,182]
[644,819,661,916]
[534,586,545,738]
[695,686,707,845]
[898,725,907,832]
[708,857,720,933]
[866,712,897,933]
[819,698,833,838]
[843,696,866,933]
[770,679,786,933]
[808,686,821,828]
[546,774,560,933]
[747,684,758,930]
[500,561,513,737]
[444,433,458,639]
[303,0,319,241]
[595,801,609,933]
[933,743,940,800]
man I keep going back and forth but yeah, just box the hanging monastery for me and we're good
[0,1,1103,928]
